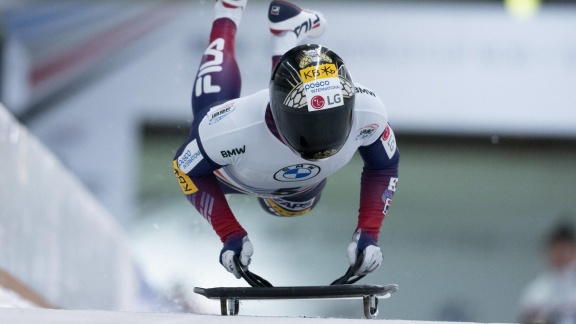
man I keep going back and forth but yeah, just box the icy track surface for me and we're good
[0,288,499,324]
[0,308,436,324]
[0,308,503,324]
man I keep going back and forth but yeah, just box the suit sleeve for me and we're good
[356,124,399,243]
[173,123,247,243]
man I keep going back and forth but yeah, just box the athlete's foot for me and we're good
[268,0,327,43]
[215,0,247,27]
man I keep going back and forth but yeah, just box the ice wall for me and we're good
[0,103,142,310]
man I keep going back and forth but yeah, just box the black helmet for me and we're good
[269,44,355,161]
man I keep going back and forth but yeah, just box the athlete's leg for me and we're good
[191,0,246,118]
[267,0,327,69]
[258,179,327,217]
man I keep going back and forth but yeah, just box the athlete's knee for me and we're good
[258,197,318,217]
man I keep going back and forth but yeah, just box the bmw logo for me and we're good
[274,164,321,182]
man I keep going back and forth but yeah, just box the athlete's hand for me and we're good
[220,234,253,279]
[347,229,383,276]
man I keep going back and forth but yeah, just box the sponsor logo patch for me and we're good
[310,95,325,109]
[293,14,321,39]
[303,78,343,112]
[173,160,198,195]
[297,52,344,112]
[381,125,397,159]
[208,102,235,124]
[383,197,392,215]
[299,63,337,83]
[355,124,380,140]
[177,140,203,173]
[300,63,343,111]
[383,126,391,141]
[195,38,224,97]
[274,164,321,182]
[265,197,315,217]
[388,177,398,192]
[270,5,280,15]
[221,145,246,158]
[354,86,376,97]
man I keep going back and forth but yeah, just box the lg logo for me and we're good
[311,96,325,109]
[309,94,342,111]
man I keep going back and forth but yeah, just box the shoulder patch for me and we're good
[208,102,236,125]
[355,124,380,140]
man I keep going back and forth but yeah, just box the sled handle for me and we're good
[233,255,274,287]
[330,253,366,285]
[232,253,366,287]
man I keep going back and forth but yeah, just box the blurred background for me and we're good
[1,0,576,322]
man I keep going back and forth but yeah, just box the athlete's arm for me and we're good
[173,127,252,278]
[355,123,400,248]
[173,126,247,243]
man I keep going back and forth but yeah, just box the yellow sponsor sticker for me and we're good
[173,160,198,195]
[299,63,337,82]
[265,198,310,217]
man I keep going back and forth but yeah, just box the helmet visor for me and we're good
[276,106,353,160]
